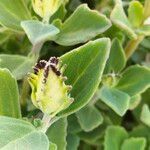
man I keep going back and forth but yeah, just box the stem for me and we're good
[31,42,44,57]
[40,114,59,133]
[42,16,50,24]
[125,36,144,60]
[40,114,51,133]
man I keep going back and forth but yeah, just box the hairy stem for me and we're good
[41,114,51,133]
[40,114,59,133]
[125,36,144,60]
[31,42,44,57]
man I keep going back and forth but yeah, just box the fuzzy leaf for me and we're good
[0,0,31,31]
[104,126,128,150]
[128,1,144,28]
[121,137,146,150]
[1,132,49,150]
[67,114,82,134]
[0,69,21,118]
[0,54,34,80]
[49,142,57,150]
[144,0,150,19]
[51,4,67,21]
[140,104,150,127]
[21,20,59,45]
[130,125,150,139]
[0,116,49,150]
[116,65,150,96]
[54,4,111,46]
[129,94,141,110]
[136,25,150,36]
[0,31,10,45]
[110,3,137,39]
[58,38,111,116]
[98,86,130,116]
[107,38,126,72]
[78,123,107,144]
[66,134,80,150]
[47,118,67,150]
[76,105,103,132]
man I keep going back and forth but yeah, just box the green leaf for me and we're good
[129,94,141,110]
[110,3,137,39]
[129,125,150,149]
[0,54,34,80]
[21,20,59,45]
[107,38,126,73]
[121,137,146,150]
[140,104,150,127]
[144,0,150,19]
[116,65,150,96]
[0,0,31,31]
[0,116,35,147]
[51,4,67,21]
[0,30,11,45]
[49,142,57,150]
[98,86,130,116]
[54,4,111,46]
[66,134,80,150]
[130,125,150,139]
[47,118,67,150]
[58,38,111,117]
[0,116,49,149]
[76,105,103,132]
[0,69,21,118]
[67,114,82,134]
[141,37,150,49]
[136,25,150,36]
[1,131,49,150]
[78,123,107,145]
[104,126,128,150]
[128,1,144,28]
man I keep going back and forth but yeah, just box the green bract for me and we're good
[28,57,73,116]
